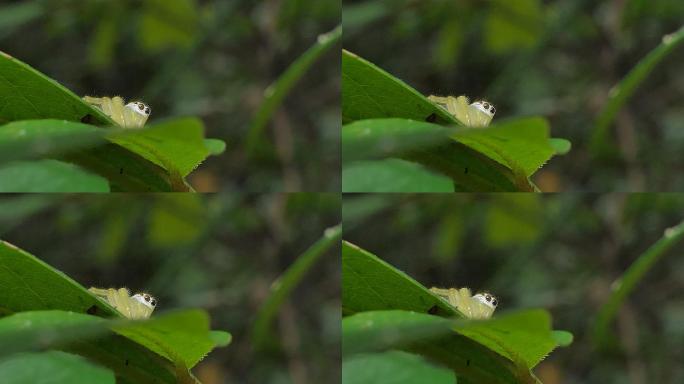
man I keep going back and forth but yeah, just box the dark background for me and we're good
[0,0,341,192]
[0,193,341,384]
[343,193,684,383]
[343,0,684,191]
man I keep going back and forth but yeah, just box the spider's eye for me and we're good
[492,299,498,306]
[485,294,491,301]
[491,107,496,114]
[144,294,150,302]
[138,103,144,111]
[145,107,150,114]
[150,299,156,306]
[483,102,490,109]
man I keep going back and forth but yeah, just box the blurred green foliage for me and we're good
[0,193,341,383]
[343,0,684,191]
[343,194,684,383]
[0,0,340,192]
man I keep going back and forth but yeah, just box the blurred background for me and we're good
[343,0,684,191]
[0,193,341,383]
[0,0,341,192]
[343,194,684,383]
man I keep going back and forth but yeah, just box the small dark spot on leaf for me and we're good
[119,168,123,175]
[80,114,95,124]
[428,305,439,315]
[425,113,437,123]
[86,305,98,315]
[125,359,129,366]
[464,167,469,174]
[466,359,470,367]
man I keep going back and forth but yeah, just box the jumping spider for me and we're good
[83,96,151,129]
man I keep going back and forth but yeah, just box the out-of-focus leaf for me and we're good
[252,224,342,348]
[148,194,207,248]
[140,0,199,52]
[247,25,341,154]
[0,159,109,192]
[0,351,115,384]
[343,351,456,384]
[342,159,454,193]
[0,120,107,164]
[342,118,453,163]
[485,0,543,54]
[204,138,226,155]
[591,25,684,156]
[549,138,571,155]
[0,2,44,39]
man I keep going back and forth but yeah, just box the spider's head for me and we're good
[132,293,157,309]
[472,292,498,310]
[125,101,151,117]
[470,100,496,117]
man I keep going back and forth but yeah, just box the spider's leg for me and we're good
[114,97,128,128]
[453,288,476,318]
[427,95,450,108]
[111,288,132,318]
[88,287,110,298]
[83,96,105,107]
[429,287,451,298]
[448,96,471,126]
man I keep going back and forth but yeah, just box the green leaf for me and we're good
[109,117,209,178]
[342,118,453,163]
[551,330,573,347]
[0,311,175,383]
[342,241,457,317]
[0,240,232,379]
[0,240,119,317]
[0,311,110,358]
[0,119,107,164]
[0,351,115,384]
[210,331,232,347]
[342,310,525,384]
[0,159,109,192]
[409,142,527,191]
[342,242,573,383]
[0,309,233,381]
[342,159,454,192]
[113,310,222,369]
[341,50,570,191]
[452,117,554,178]
[0,51,114,126]
[549,138,571,155]
[454,310,557,368]
[342,50,457,125]
[343,351,456,384]
[0,53,219,191]
[63,144,177,192]
[343,310,456,356]
[204,138,226,155]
